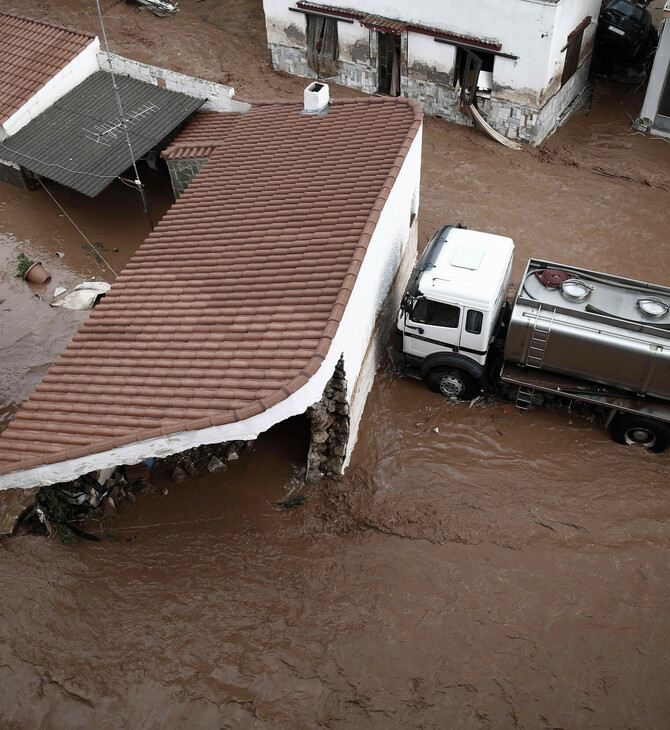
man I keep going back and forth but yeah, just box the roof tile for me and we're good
[0,96,422,475]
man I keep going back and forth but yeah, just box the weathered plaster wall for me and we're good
[1,38,100,139]
[637,16,670,136]
[0,114,423,491]
[543,0,599,104]
[264,0,561,100]
[97,53,252,113]
[265,0,598,144]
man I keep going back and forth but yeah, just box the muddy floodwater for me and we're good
[1,0,669,727]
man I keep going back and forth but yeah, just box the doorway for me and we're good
[378,32,401,96]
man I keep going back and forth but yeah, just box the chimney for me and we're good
[303,82,330,115]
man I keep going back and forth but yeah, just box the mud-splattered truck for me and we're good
[392,225,670,452]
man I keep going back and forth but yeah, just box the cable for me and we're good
[0,139,121,179]
[95,0,148,215]
[38,178,118,278]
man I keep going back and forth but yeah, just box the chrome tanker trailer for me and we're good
[393,225,670,452]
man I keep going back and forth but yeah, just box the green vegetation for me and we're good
[15,252,35,279]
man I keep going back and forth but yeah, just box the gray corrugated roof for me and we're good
[0,70,205,196]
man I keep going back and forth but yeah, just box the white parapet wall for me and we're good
[337,126,422,468]
[0,116,422,492]
[637,11,670,137]
[2,38,101,139]
[97,53,252,113]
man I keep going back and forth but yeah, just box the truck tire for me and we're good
[426,368,478,400]
[611,414,670,453]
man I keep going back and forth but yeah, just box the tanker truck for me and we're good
[392,225,670,452]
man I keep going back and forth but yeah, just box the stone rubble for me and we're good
[21,438,253,542]
[306,357,350,484]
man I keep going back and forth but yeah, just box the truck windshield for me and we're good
[411,299,460,328]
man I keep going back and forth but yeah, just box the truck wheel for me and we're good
[426,368,478,400]
[611,415,670,453]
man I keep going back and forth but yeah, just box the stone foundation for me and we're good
[269,42,590,145]
[166,157,209,198]
[22,439,251,542]
[306,357,350,483]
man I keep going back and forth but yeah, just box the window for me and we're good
[306,14,339,78]
[411,299,460,328]
[465,309,483,334]
[454,47,495,99]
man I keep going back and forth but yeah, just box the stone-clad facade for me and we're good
[264,0,601,145]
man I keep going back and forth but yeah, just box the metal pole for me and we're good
[95,0,149,214]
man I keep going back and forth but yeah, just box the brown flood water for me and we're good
[1,0,670,727]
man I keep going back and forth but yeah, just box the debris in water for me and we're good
[206,456,227,472]
[273,495,307,510]
[127,0,180,15]
[171,466,188,483]
[51,281,110,310]
[53,286,67,297]
[56,251,64,258]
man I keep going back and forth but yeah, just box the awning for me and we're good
[0,70,205,197]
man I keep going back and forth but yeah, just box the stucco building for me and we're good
[263,0,602,145]
[0,84,423,493]
[636,1,670,138]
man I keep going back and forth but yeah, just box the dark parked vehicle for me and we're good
[597,0,657,65]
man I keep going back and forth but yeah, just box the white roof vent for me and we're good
[449,243,485,270]
[303,82,330,115]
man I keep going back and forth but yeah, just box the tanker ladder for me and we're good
[526,305,556,369]
[515,385,536,410]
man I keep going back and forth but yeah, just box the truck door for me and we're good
[458,308,487,365]
[403,297,461,360]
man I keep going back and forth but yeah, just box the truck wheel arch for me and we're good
[611,414,670,453]
[420,353,486,383]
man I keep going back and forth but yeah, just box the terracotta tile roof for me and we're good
[162,111,243,160]
[360,14,407,35]
[0,12,96,125]
[0,97,422,476]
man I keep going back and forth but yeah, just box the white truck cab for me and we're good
[393,225,514,398]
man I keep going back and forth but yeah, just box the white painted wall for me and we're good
[337,124,422,465]
[264,0,599,106]
[0,110,422,492]
[407,31,455,80]
[639,15,670,131]
[2,38,100,138]
[97,53,252,113]
[544,0,599,101]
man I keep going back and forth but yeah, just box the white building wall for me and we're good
[0,115,423,492]
[637,14,670,136]
[544,0,599,102]
[97,53,252,113]
[265,0,598,143]
[2,38,100,138]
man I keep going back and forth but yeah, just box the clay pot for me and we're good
[24,262,51,284]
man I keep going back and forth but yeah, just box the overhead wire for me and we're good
[0,139,121,180]
[95,0,149,214]
[37,178,119,278]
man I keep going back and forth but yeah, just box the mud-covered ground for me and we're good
[0,1,669,727]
